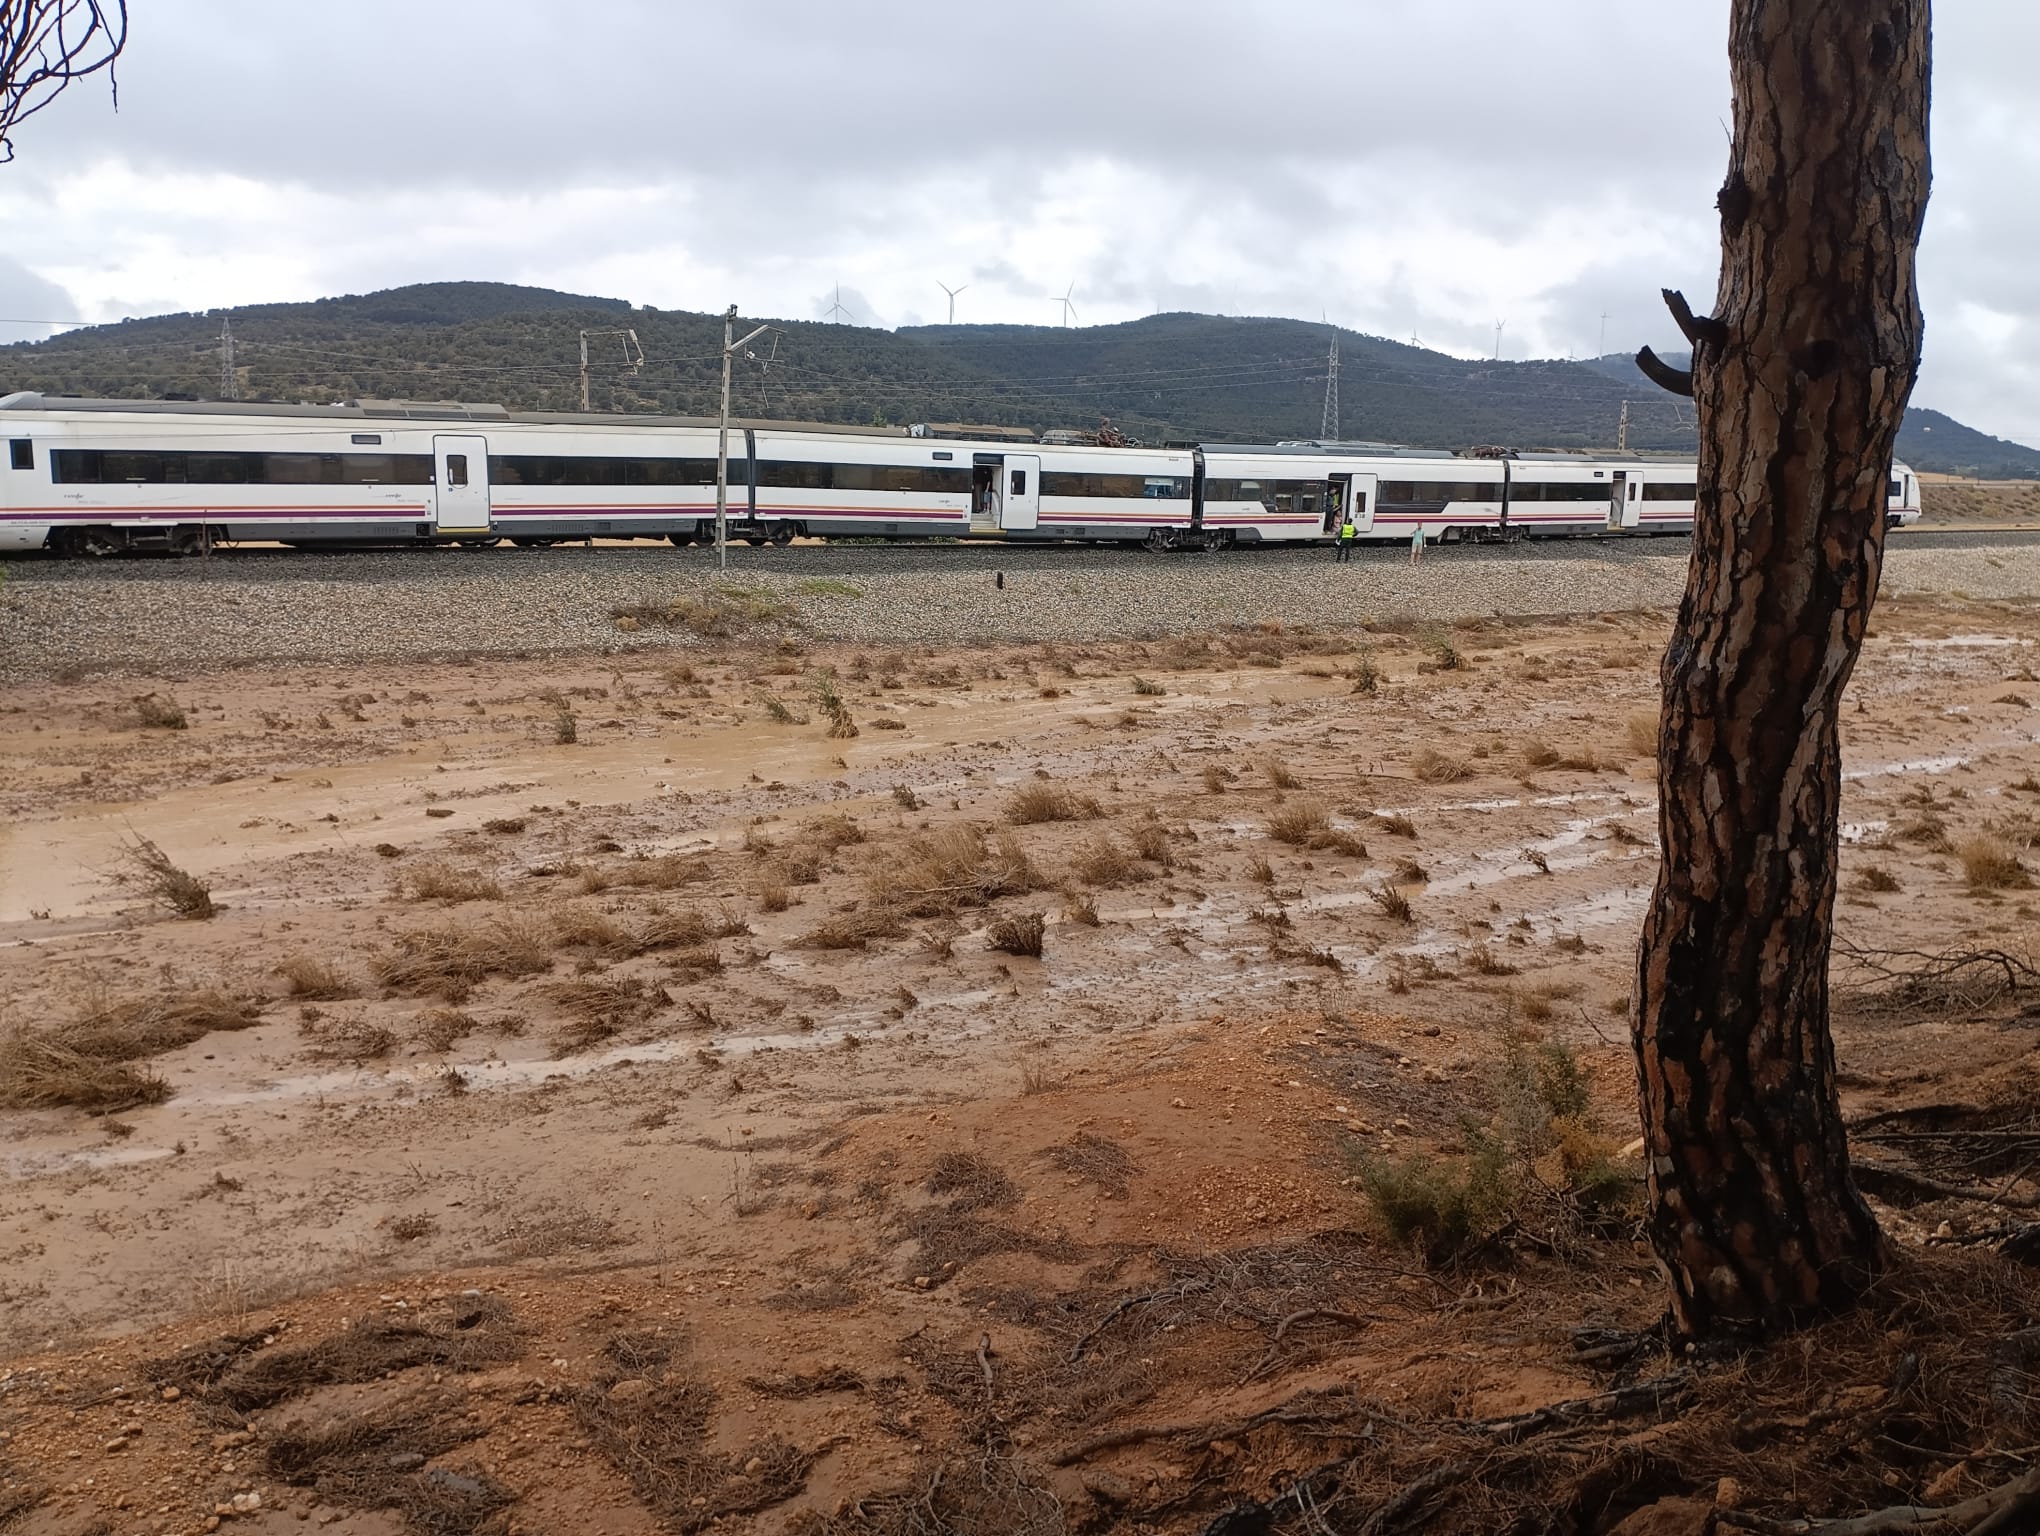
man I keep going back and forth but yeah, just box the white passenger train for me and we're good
[0,394,1922,556]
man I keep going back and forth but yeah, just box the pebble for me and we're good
[0,539,1725,680]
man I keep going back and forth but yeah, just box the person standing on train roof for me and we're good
[1336,510,1357,563]
[1410,521,1426,566]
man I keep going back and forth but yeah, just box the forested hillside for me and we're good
[2,282,2031,476]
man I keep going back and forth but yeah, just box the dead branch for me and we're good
[1661,287,1731,350]
[975,1333,993,1393]
[1461,1372,1694,1444]
[1717,1465,2040,1535]
[1241,1308,1369,1382]
[1065,1276,1213,1363]
[1853,1161,2040,1212]
[0,0,126,163]
[1355,1459,1477,1536]
[1636,346,1695,397]
[1049,1397,1361,1467]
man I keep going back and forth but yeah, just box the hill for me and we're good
[1,281,2031,476]
[1577,352,2040,479]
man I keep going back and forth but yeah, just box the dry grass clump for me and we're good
[1069,834,1141,888]
[758,692,806,724]
[1005,782,1103,825]
[575,1375,816,1534]
[130,691,189,729]
[578,853,712,894]
[416,1008,479,1052]
[811,672,859,738]
[1263,757,1301,790]
[1044,1131,1139,1198]
[1370,885,1415,923]
[176,1294,524,1414]
[1625,710,1659,756]
[1131,676,1166,696]
[1958,835,2031,891]
[1464,942,1520,977]
[986,910,1046,957]
[868,824,1042,915]
[1418,626,1465,671]
[1409,748,1472,784]
[302,1018,398,1062]
[1520,739,1561,770]
[755,880,791,913]
[927,1150,1019,1210]
[1852,866,1903,894]
[0,1035,167,1111]
[109,833,214,919]
[398,860,504,905]
[60,988,265,1061]
[1377,811,1418,838]
[797,906,908,951]
[264,1386,512,1534]
[891,783,921,810]
[635,905,749,953]
[1392,854,1429,882]
[1268,800,1330,846]
[1310,827,1369,858]
[1121,823,1167,867]
[372,916,554,1001]
[546,976,669,1055]
[275,955,356,1000]
[1201,763,1238,793]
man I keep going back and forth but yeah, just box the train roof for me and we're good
[0,393,911,436]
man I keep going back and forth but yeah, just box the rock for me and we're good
[213,1431,255,1451]
[1714,1477,1742,1508]
[1081,1469,1135,1506]
[231,1491,263,1514]
[160,1386,182,1402]
[1420,1066,1446,1083]
[744,1457,764,1476]
[913,1275,932,1289]
[388,1452,426,1471]
[1393,1117,1412,1131]
[103,1436,129,1452]
[1608,1497,1715,1536]
[607,1378,653,1403]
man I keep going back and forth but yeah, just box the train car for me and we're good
[1600,457,1921,535]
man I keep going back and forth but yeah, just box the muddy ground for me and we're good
[2,599,2037,1536]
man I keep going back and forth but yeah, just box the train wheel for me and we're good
[512,537,558,549]
[457,537,503,550]
[744,535,768,548]
[1144,527,1174,553]
[769,524,795,548]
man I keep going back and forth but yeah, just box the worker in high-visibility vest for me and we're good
[1336,511,1358,563]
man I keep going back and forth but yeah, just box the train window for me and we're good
[1641,483,1697,501]
[447,454,469,488]
[1042,471,1189,499]
[8,439,30,471]
[1888,478,1902,501]
[1376,480,1499,505]
[50,447,434,485]
[1010,470,1027,497]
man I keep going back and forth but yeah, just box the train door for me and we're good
[1001,454,1040,532]
[1607,471,1629,532]
[971,456,1001,532]
[1324,477,1346,535]
[1347,473,1377,534]
[432,435,491,535]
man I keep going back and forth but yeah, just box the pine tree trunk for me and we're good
[1635,1,1931,1338]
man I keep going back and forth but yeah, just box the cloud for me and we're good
[1,0,2035,444]
[0,258,81,346]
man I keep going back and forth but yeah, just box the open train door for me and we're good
[1345,472,1378,534]
[1001,453,1040,532]
[1607,470,1629,532]
[432,435,491,535]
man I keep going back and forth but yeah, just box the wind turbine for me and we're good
[937,281,968,324]
[1054,280,1079,328]
[1493,318,1506,359]
[824,284,853,325]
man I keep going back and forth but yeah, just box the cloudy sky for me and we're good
[1,2,2034,444]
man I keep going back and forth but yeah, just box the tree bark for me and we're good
[1634,1,1931,1338]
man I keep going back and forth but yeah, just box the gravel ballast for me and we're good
[2,536,2037,680]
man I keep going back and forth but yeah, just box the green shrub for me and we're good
[1357,1131,1515,1263]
